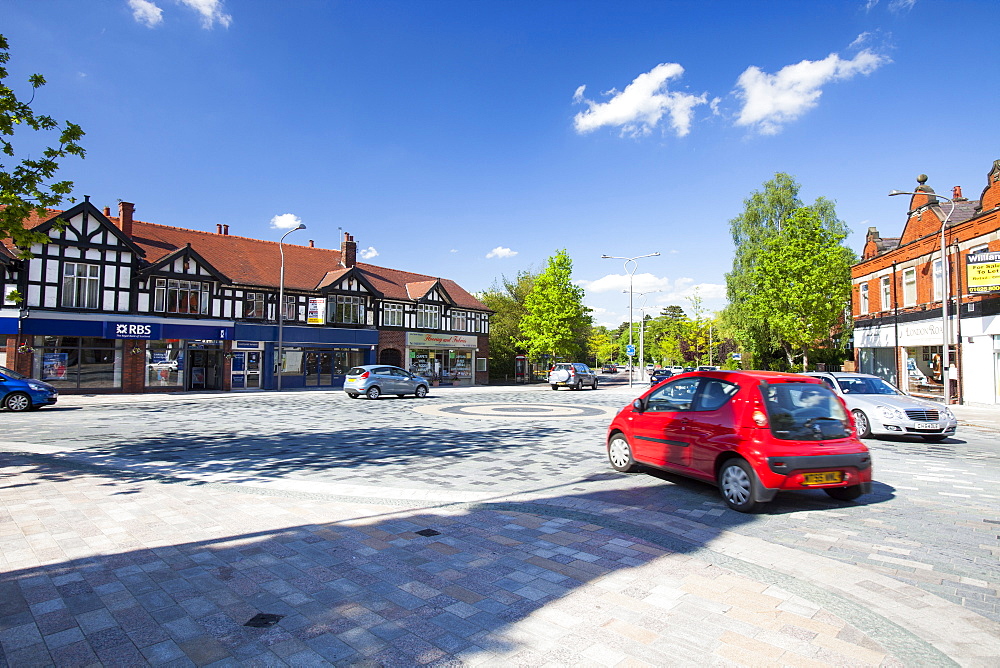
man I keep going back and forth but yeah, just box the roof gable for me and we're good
[316,266,382,296]
[13,201,147,257]
[140,243,229,283]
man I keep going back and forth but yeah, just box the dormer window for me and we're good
[62,263,100,309]
[330,295,365,324]
[245,292,266,319]
[416,304,439,329]
[154,279,210,314]
[452,310,468,331]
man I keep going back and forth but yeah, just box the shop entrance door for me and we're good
[305,351,334,387]
[188,349,223,390]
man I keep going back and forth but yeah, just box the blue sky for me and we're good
[5,0,999,327]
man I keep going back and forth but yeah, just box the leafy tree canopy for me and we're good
[0,34,85,257]
[519,249,591,360]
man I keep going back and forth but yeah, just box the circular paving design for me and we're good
[412,402,615,420]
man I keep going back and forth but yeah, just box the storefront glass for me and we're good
[408,348,473,385]
[903,345,955,399]
[33,336,123,389]
[146,339,185,388]
[280,346,365,388]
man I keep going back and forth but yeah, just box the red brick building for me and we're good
[851,159,1000,404]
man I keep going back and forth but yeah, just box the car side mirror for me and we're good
[632,398,644,413]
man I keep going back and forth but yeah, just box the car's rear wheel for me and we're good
[825,485,863,501]
[573,380,583,391]
[366,386,381,400]
[4,392,32,412]
[852,410,871,438]
[607,434,638,473]
[718,459,759,513]
[414,385,428,398]
[921,434,947,442]
[550,384,559,390]
[591,379,598,390]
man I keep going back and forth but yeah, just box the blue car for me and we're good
[0,366,59,412]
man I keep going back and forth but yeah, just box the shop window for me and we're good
[154,279,210,314]
[859,284,869,314]
[145,340,185,388]
[245,292,265,319]
[32,336,122,389]
[416,304,439,329]
[383,303,404,327]
[329,295,365,324]
[62,263,100,309]
[452,310,468,331]
[880,276,891,311]
[902,268,916,307]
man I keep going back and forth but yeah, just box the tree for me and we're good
[520,249,591,361]
[1,34,85,257]
[724,173,853,370]
[478,270,536,378]
[587,326,616,366]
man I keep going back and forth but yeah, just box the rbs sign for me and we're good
[104,321,162,340]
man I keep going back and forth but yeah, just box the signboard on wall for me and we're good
[104,321,162,339]
[406,332,477,348]
[967,252,1000,293]
[307,298,326,324]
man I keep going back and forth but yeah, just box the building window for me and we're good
[902,268,917,307]
[416,304,439,329]
[62,263,100,309]
[452,310,467,331]
[859,283,869,315]
[160,279,210,314]
[330,295,365,324]
[932,259,942,302]
[880,276,891,311]
[970,244,989,255]
[282,295,297,321]
[383,303,404,327]
[245,292,265,319]
[32,336,122,389]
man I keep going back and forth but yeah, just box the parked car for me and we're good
[649,368,673,385]
[0,366,58,412]
[601,364,618,373]
[669,365,685,374]
[343,365,430,400]
[697,365,720,372]
[803,371,957,442]
[606,370,872,512]
[548,363,598,390]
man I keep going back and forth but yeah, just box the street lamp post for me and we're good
[276,223,306,391]
[889,187,957,402]
[602,252,660,388]
[624,290,661,381]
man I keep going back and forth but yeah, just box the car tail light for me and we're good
[752,410,768,427]
[359,371,370,379]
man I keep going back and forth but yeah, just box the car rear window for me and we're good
[347,367,367,376]
[761,382,851,441]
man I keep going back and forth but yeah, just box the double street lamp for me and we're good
[624,289,661,380]
[276,223,307,391]
[602,252,659,387]
[888,187,957,402]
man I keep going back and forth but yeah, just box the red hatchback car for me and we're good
[606,370,872,512]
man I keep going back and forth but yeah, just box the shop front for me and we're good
[855,318,954,400]
[405,332,479,386]
[234,323,378,390]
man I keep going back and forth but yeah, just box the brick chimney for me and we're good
[309,240,314,247]
[216,224,223,234]
[223,224,229,235]
[953,185,965,201]
[341,232,357,268]
[103,206,111,216]
[117,202,134,237]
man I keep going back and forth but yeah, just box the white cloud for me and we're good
[449,249,458,253]
[573,63,708,137]
[888,0,916,11]
[486,246,518,259]
[734,49,890,134]
[128,0,163,27]
[269,213,302,230]
[359,246,378,260]
[578,272,725,302]
[178,0,232,28]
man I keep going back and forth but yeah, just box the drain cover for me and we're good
[244,613,284,628]
[415,529,441,537]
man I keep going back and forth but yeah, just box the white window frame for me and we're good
[383,303,404,327]
[246,292,265,319]
[452,310,468,331]
[880,276,891,311]
[416,304,440,329]
[62,262,100,309]
[161,279,210,315]
[932,259,943,302]
[902,268,917,307]
[859,283,869,315]
[969,244,989,254]
[331,295,365,324]
[282,295,297,321]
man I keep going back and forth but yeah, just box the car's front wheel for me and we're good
[718,459,760,513]
[607,434,638,473]
[591,379,598,390]
[366,386,381,400]
[414,385,428,398]
[852,410,871,438]
[4,392,32,412]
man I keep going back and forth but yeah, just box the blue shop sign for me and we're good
[104,321,162,340]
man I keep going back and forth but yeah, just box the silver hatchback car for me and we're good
[344,365,431,400]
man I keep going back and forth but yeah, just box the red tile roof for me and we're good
[7,206,489,311]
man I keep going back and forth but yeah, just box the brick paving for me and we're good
[0,382,998,665]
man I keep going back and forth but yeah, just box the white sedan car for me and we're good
[804,372,957,442]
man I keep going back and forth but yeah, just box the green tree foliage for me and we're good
[478,270,535,378]
[520,249,592,361]
[588,325,616,366]
[724,173,854,370]
[0,34,85,256]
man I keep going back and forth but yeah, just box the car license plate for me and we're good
[802,471,843,486]
[915,422,937,430]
